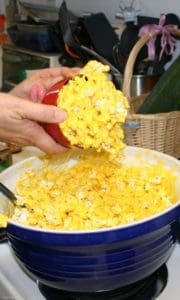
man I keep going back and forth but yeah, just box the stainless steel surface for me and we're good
[0,182,16,227]
[0,242,179,300]
[0,196,14,216]
[120,74,160,97]
[0,243,44,300]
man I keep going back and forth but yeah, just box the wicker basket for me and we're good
[122,33,180,158]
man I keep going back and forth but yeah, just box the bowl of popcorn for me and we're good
[0,146,179,293]
[0,61,179,292]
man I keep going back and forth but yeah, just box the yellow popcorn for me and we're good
[12,152,178,231]
[57,60,129,159]
[0,212,8,228]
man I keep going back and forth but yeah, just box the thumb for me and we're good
[21,101,67,124]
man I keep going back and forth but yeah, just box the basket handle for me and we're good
[122,27,180,99]
[122,32,157,99]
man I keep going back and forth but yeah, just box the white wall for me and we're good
[0,0,179,23]
[0,0,180,23]
[66,0,180,24]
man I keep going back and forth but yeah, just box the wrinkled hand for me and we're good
[10,66,80,102]
[0,93,68,154]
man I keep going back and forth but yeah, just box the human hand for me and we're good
[10,66,80,102]
[0,93,68,154]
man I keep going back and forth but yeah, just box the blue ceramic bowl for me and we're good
[1,147,180,293]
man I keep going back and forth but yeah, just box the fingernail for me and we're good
[54,110,67,122]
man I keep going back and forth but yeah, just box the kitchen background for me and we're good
[0,0,179,93]
[0,0,180,22]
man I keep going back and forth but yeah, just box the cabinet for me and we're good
[1,44,62,91]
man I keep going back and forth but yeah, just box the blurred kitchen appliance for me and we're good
[18,0,61,8]
[120,73,161,97]
[17,0,62,22]
[1,44,62,91]
[57,0,121,89]
[7,20,63,53]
